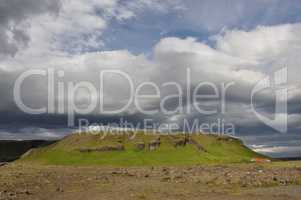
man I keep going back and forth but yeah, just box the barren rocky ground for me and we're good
[0,162,301,200]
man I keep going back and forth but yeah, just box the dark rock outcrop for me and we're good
[135,142,145,151]
[78,145,125,152]
[148,138,161,151]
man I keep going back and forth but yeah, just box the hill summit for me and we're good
[21,132,265,166]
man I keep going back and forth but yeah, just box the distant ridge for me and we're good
[0,140,57,162]
[277,157,301,161]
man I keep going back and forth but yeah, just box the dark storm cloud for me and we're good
[243,134,301,158]
[288,94,301,115]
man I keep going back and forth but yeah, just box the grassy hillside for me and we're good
[20,132,265,166]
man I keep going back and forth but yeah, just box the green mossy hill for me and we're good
[20,132,265,166]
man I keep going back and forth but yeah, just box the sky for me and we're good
[1,0,301,157]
